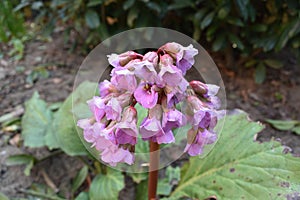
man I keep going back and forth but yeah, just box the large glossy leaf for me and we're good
[53,81,98,156]
[21,92,53,147]
[170,111,300,200]
[89,168,124,200]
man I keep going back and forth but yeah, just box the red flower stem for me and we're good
[148,141,160,200]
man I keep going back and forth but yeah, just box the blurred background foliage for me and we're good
[1,0,300,67]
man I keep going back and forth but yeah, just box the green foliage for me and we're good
[266,119,300,135]
[26,66,50,85]
[169,111,300,199]
[21,81,98,155]
[72,166,88,194]
[157,166,181,196]
[5,154,36,176]
[89,168,124,200]
[0,192,9,200]
[0,0,25,42]
[10,0,300,61]
[53,81,98,156]
[22,92,58,149]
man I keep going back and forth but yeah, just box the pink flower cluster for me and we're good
[77,42,222,166]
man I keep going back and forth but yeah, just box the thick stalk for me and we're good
[148,141,160,200]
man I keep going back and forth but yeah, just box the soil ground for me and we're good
[0,33,300,199]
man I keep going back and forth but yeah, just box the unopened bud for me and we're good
[189,80,207,96]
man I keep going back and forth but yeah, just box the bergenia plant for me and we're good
[77,42,222,199]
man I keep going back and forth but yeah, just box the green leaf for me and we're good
[157,179,172,196]
[194,8,208,22]
[264,59,284,69]
[21,92,52,147]
[266,119,299,131]
[226,17,244,27]
[24,159,34,176]
[89,168,124,200]
[0,192,9,200]
[75,192,89,200]
[157,166,181,196]
[212,34,226,51]
[170,111,300,199]
[123,0,135,10]
[227,33,244,50]
[146,2,161,13]
[200,12,215,30]
[85,10,100,29]
[72,166,88,193]
[136,180,148,200]
[244,59,257,68]
[53,81,98,156]
[5,154,35,166]
[218,6,230,19]
[45,120,60,150]
[129,172,147,184]
[6,154,36,176]
[251,24,267,32]
[166,166,181,184]
[254,62,266,84]
[127,6,139,27]
[235,0,249,20]
[168,0,194,10]
[292,126,300,135]
[275,20,300,51]
[87,0,103,7]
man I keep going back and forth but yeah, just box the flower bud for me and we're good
[159,42,181,59]
[108,51,143,68]
[189,80,207,96]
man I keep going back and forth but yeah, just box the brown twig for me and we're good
[148,141,160,200]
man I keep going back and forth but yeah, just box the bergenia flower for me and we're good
[111,67,137,92]
[184,128,217,156]
[115,107,138,145]
[134,82,159,109]
[77,42,223,166]
[105,98,122,121]
[162,108,186,132]
[133,60,158,83]
[87,96,106,122]
[99,80,116,97]
[108,51,143,68]
[140,105,176,144]
[101,144,134,166]
[143,51,158,64]
[159,42,198,75]
[158,54,183,87]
